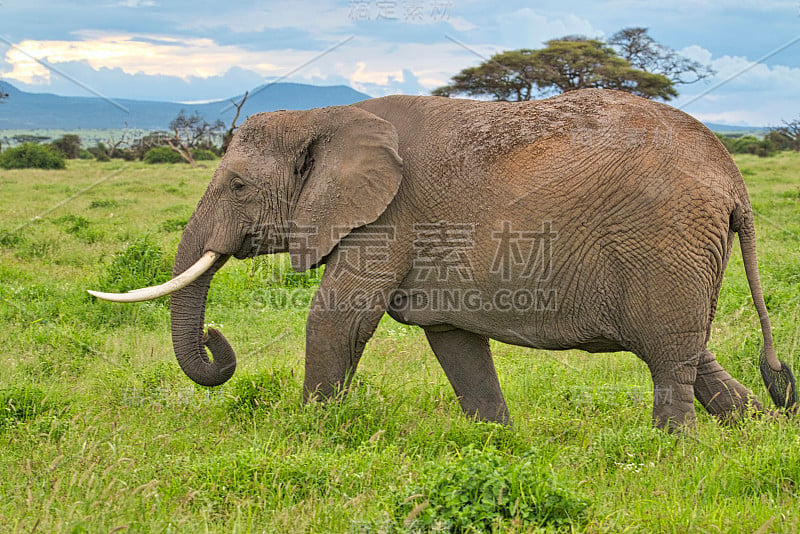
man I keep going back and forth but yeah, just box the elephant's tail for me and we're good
[732,203,796,410]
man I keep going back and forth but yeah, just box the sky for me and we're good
[1,0,799,126]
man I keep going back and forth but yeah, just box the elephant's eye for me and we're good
[231,178,245,191]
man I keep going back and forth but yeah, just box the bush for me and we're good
[51,134,81,159]
[144,146,184,164]
[0,143,66,169]
[717,134,775,158]
[78,149,94,160]
[110,148,137,161]
[765,130,795,151]
[88,142,110,161]
[191,149,217,161]
[396,446,587,531]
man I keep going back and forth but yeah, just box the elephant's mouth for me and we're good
[234,225,289,259]
[234,239,258,259]
[233,234,267,259]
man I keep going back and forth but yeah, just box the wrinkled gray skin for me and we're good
[170,89,788,432]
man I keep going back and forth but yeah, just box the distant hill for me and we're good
[704,122,770,137]
[0,81,770,136]
[0,81,372,130]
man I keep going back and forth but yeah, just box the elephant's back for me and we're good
[361,91,746,247]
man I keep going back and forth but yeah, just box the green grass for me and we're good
[0,155,798,532]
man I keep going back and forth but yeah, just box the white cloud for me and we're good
[679,45,714,65]
[2,2,798,127]
[0,33,286,83]
[446,17,478,32]
[675,45,800,124]
[117,0,156,6]
[493,8,603,48]
[0,32,480,99]
[710,54,800,91]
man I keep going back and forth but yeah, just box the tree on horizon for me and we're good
[433,28,714,102]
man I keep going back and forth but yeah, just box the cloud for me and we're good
[487,8,603,48]
[117,0,156,6]
[675,45,800,124]
[0,31,479,100]
[0,2,797,126]
[678,44,800,93]
[0,33,287,84]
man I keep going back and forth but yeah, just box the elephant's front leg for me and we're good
[301,239,407,401]
[303,289,388,401]
[425,327,510,424]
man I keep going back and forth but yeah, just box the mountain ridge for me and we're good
[0,81,372,130]
[0,81,769,134]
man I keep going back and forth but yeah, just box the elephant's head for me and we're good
[89,106,403,386]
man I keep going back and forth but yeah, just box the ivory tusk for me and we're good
[87,251,219,303]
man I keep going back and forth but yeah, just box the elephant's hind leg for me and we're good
[694,349,761,422]
[633,331,707,433]
[424,328,510,424]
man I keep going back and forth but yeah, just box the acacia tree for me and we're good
[434,29,711,102]
[609,27,714,85]
[433,50,543,101]
[533,39,676,99]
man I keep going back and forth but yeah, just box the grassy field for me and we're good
[0,154,799,533]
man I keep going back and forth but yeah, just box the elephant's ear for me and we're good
[288,106,403,271]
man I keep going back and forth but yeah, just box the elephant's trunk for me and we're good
[169,220,235,387]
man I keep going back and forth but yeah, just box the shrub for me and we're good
[144,146,184,164]
[396,446,587,531]
[0,143,66,169]
[51,134,81,158]
[88,142,110,161]
[731,135,773,157]
[110,148,137,161]
[765,130,794,151]
[191,149,217,161]
[717,134,775,158]
[78,149,94,160]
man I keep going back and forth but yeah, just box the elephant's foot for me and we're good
[652,382,697,434]
[643,345,701,433]
[694,349,761,424]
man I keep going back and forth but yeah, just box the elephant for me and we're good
[89,89,796,432]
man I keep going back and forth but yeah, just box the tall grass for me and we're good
[0,156,798,532]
